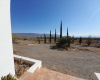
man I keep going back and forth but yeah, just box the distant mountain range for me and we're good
[12,33,100,38]
[12,33,60,37]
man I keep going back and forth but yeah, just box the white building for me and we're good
[0,0,15,79]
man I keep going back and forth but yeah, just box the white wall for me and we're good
[0,0,15,79]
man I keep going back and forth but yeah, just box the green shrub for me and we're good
[1,74,17,80]
[23,37,27,40]
[57,38,67,47]
[56,37,71,49]
[67,37,71,47]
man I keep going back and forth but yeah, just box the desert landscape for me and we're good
[1,0,100,80]
[13,35,100,80]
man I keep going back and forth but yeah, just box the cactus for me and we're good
[79,36,82,44]
[55,29,56,42]
[67,27,68,40]
[45,35,46,43]
[60,21,62,38]
[50,30,51,43]
[44,33,46,43]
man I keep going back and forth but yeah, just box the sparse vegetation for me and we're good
[12,19,100,80]
[1,74,17,80]
[12,34,20,43]
[55,29,56,42]
[44,33,46,43]
[50,30,51,43]
[56,36,71,49]
[23,37,27,40]
[72,36,74,44]
[67,36,71,47]
[67,28,68,40]
[79,36,82,44]
[15,59,32,78]
[37,37,40,43]
[57,38,67,47]
[60,21,62,38]
[86,35,92,46]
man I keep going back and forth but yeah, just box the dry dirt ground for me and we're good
[13,42,100,80]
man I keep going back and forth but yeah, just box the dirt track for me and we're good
[13,43,100,80]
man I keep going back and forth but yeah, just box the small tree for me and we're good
[50,30,51,43]
[86,35,92,46]
[55,29,56,42]
[79,36,82,44]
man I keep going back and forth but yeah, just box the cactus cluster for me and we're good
[44,20,73,46]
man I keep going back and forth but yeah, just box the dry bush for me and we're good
[86,35,92,46]
[15,59,31,78]
[12,34,20,43]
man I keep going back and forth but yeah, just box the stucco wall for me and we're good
[0,0,15,79]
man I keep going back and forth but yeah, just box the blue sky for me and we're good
[11,0,100,37]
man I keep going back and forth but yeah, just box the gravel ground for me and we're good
[13,43,100,80]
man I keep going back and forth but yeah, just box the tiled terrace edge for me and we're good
[13,54,42,73]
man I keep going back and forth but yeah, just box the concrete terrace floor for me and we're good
[13,43,100,80]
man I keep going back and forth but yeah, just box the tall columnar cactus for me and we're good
[50,30,51,43]
[44,33,46,43]
[66,28,71,47]
[67,27,69,40]
[44,33,45,43]
[45,35,46,43]
[55,29,56,42]
[60,21,62,38]
[79,36,82,44]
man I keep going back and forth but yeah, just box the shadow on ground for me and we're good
[50,45,67,51]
